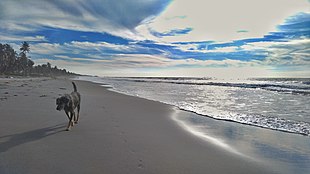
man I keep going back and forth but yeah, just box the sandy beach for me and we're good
[0,77,277,174]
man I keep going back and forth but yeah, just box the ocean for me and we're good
[77,76,310,173]
[80,76,310,136]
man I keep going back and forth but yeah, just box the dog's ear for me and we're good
[56,98,60,105]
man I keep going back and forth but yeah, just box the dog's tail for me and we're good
[72,82,77,92]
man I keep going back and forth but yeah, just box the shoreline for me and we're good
[82,80,251,158]
[76,77,310,174]
[80,76,310,137]
[0,77,294,173]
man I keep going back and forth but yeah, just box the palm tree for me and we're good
[20,41,30,54]
[16,53,28,75]
[16,41,31,75]
[0,44,16,74]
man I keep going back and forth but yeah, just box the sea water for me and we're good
[78,76,310,173]
[81,76,310,136]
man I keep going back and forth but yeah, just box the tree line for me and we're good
[0,42,77,76]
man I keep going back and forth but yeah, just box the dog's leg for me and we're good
[65,111,70,120]
[73,109,77,123]
[75,104,80,124]
[71,111,76,127]
[66,112,74,131]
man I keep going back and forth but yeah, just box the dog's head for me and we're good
[56,96,69,111]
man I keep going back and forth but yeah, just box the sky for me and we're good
[0,0,309,78]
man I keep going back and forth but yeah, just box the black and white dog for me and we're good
[56,82,81,131]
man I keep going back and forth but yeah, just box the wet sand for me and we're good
[0,77,277,174]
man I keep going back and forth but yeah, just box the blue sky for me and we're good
[0,0,309,78]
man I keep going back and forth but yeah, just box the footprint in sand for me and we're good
[19,84,28,87]
[0,97,8,101]
[138,159,144,169]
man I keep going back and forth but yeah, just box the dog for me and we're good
[56,82,81,131]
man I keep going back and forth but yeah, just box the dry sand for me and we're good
[0,77,277,174]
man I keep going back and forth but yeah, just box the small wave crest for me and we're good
[116,77,310,95]
[177,104,310,136]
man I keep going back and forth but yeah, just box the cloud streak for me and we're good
[0,0,309,77]
[0,0,171,39]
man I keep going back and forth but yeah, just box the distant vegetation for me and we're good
[0,42,78,77]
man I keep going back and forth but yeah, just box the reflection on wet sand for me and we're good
[173,109,310,174]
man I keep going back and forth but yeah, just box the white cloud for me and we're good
[30,43,63,55]
[182,45,238,53]
[240,38,310,66]
[29,41,141,59]
[0,34,47,42]
[33,45,309,78]
[137,0,309,42]
[28,38,309,75]
[41,51,258,70]
[67,41,136,52]
[241,39,310,51]
[2,0,308,43]
[37,56,278,78]
[36,56,310,78]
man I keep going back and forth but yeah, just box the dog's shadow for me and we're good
[0,124,65,154]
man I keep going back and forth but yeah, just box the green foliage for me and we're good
[0,42,77,76]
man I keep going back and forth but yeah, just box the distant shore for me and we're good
[0,77,276,174]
